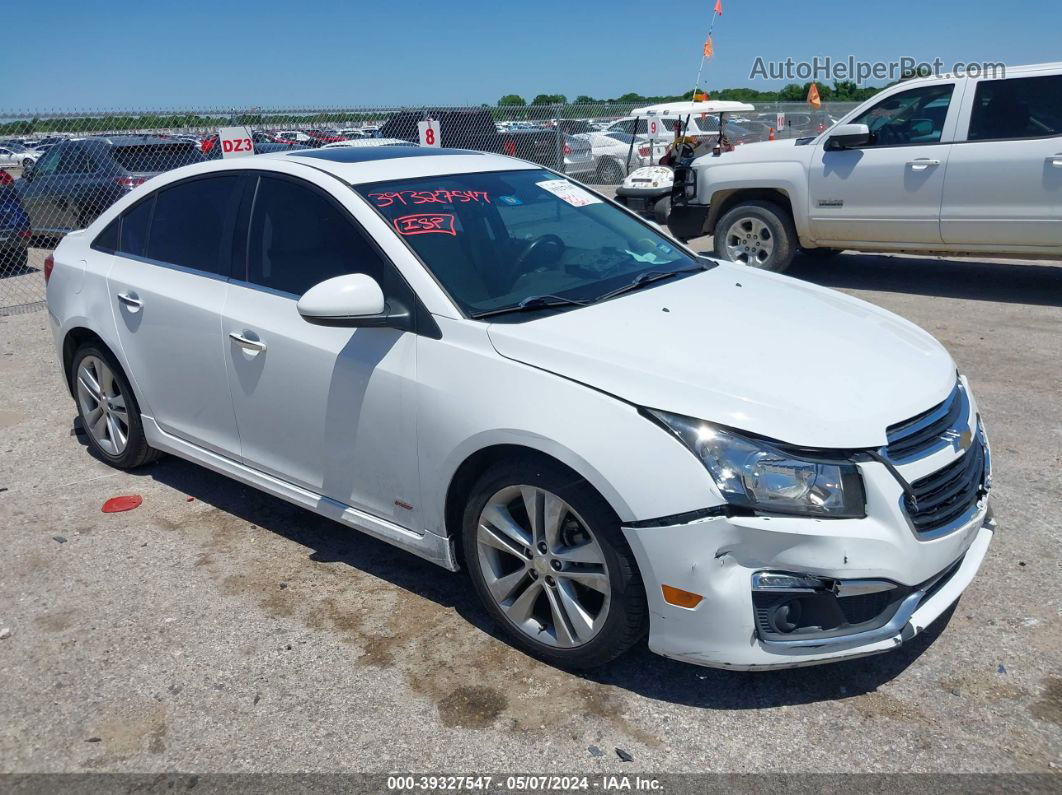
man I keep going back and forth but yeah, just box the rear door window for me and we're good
[145,176,242,275]
[111,143,202,173]
[967,75,1062,140]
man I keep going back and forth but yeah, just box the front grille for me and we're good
[905,440,986,533]
[886,383,964,460]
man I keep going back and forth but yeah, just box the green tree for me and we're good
[497,94,526,107]
[531,94,567,106]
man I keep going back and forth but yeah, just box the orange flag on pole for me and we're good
[703,36,714,58]
[807,82,822,109]
[714,0,723,15]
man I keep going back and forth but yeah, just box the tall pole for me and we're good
[690,8,722,103]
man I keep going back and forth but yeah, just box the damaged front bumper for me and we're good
[622,496,995,671]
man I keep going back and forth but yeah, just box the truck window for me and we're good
[849,84,955,147]
[967,75,1062,141]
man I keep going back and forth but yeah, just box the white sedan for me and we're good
[582,132,668,183]
[45,146,994,670]
[0,142,41,169]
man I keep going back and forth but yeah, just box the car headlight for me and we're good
[648,410,866,518]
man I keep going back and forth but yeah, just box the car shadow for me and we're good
[787,251,1062,307]
[81,424,952,711]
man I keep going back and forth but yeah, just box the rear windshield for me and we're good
[111,143,203,173]
[356,169,698,318]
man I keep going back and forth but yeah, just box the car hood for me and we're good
[486,264,956,449]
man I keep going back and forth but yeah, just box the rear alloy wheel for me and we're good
[462,461,647,668]
[714,200,797,272]
[71,345,159,469]
[22,158,34,170]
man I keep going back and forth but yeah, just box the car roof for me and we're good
[261,146,534,184]
[68,134,198,147]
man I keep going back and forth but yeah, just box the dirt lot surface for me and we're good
[1,250,1060,775]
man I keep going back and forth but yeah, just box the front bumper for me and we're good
[622,497,994,671]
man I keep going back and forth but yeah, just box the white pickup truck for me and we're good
[667,62,1062,271]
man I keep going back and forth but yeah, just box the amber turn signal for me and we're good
[661,584,704,609]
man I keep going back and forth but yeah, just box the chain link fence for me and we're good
[0,101,860,313]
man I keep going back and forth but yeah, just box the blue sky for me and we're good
[1,0,1058,109]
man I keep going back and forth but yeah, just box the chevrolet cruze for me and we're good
[45,146,994,669]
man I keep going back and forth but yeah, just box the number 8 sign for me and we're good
[418,119,441,148]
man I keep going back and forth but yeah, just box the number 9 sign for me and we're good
[418,119,441,148]
[647,119,666,141]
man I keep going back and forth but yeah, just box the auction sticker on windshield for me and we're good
[536,179,601,208]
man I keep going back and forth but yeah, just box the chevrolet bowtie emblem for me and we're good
[942,428,974,451]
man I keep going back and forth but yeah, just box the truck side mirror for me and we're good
[826,124,871,150]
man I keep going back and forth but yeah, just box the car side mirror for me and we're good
[297,273,409,329]
[825,123,871,150]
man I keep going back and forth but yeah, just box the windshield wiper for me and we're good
[593,264,709,304]
[470,294,591,320]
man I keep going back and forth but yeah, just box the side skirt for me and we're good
[141,416,458,571]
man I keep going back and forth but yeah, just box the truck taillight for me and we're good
[562,142,572,156]
[638,146,650,158]
[44,254,54,284]
[115,176,147,189]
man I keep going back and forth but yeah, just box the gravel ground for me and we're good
[0,249,1060,776]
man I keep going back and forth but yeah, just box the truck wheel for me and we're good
[714,201,796,272]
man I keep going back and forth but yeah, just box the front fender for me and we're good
[699,161,811,241]
[418,319,722,539]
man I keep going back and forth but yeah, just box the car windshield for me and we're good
[356,169,703,319]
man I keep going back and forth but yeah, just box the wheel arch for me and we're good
[443,442,632,550]
[62,326,143,412]
[705,188,795,237]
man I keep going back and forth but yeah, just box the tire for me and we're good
[652,195,671,225]
[713,200,797,272]
[461,457,648,669]
[22,158,33,170]
[596,158,625,185]
[70,344,160,469]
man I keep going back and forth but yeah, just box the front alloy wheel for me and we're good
[462,459,647,668]
[476,485,611,648]
[724,216,775,267]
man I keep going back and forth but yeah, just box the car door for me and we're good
[222,173,420,527]
[809,82,962,244]
[106,173,245,458]
[16,143,63,233]
[0,148,15,168]
[941,72,1062,249]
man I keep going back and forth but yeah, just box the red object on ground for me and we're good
[102,495,143,513]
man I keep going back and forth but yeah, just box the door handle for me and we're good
[116,291,143,310]
[906,159,941,171]
[1048,155,1062,168]
[228,331,266,353]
